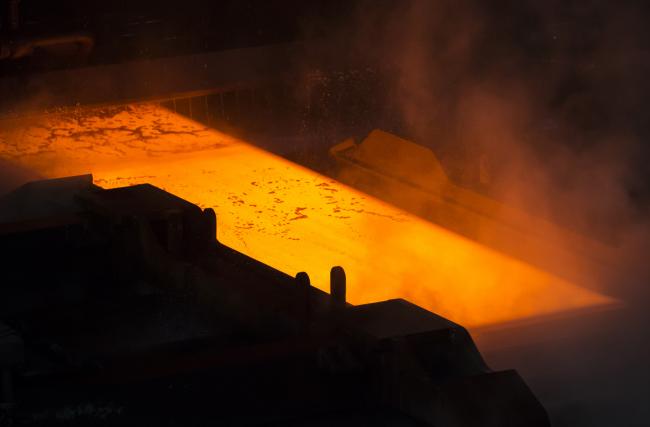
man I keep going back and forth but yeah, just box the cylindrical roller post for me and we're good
[203,208,217,244]
[330,266,346,310]
[296,272,310,287]
[295,272,311,331]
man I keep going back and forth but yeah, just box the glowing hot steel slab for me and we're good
[0,104,614,327]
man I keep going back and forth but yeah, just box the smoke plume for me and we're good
[321,2,650,425]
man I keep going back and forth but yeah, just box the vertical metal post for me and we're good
[202,208,217,244]
[295,272,311,331]
[330,266,346,310]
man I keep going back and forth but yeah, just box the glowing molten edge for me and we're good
[0,104,615,328]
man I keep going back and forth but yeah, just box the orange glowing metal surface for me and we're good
[0,104,614,327]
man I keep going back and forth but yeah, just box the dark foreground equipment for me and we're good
[0,175,549,426]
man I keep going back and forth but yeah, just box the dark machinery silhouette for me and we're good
[0,175,549,426]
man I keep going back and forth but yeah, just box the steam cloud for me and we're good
[329,0,650,298]
[321,1,650,425]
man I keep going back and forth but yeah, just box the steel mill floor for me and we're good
[0,103,614,328]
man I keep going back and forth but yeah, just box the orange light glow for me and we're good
[0,104,614,327]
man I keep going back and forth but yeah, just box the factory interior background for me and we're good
[0,1,649,426]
